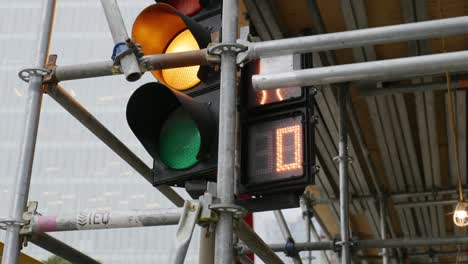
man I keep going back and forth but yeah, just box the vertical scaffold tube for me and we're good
[380,199,389,264]
[339,86,350,264]
[214,0,238,263]
[1,1,55,263]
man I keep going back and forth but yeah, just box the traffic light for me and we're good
[238,53,317,196]
[126,1,221,186]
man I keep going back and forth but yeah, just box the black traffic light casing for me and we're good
[127,83,219,186]
[127,2,221,187]
[239,108,315,195]
[159,0,222,31]
[237,53,317,196]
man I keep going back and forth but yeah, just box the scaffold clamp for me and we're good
[198,192,219,224]
[335,239,356,251]
[209,203,247,219]
[19,201,39,235]
[234,241,250,256]
[284,237,299,257]
[111,38,143,66]
[207,43,247,57]
[18,67,50,83]
[0,218,26,229]
[333,155,353,164]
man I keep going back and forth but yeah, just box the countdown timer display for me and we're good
[246,115,304,185]
[248,55,302,108]
[238,52,315,197]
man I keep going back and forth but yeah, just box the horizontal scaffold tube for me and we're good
[269,241,335,252]
[30,208,182,232]
[252,50,468,89]
[247,16,468,59]
[266,236,468,252]
[53,49,210,82]
[50,16,468,83]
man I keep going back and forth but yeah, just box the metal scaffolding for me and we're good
[3,0,468,263]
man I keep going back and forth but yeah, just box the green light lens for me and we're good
[159,107,201,170]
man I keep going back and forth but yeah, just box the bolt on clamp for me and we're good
[111,38,144,66]
[333,155,353,164]
[284,237,299,258]
[207,43,248,57]
[198,192,218,224]
[209,203,247,219]
[18,68,50,83]
[0,218,27,230]
[19,201,39,235]
[234,241,250,256]
[335,239,356,251]
[0,201,38,249]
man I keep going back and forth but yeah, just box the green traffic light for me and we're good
[158,107,201,170]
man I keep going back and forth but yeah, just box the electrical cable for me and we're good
[438,1,464,263]
[437,0,464,203]
[437,0,464,264]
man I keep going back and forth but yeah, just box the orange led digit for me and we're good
[257,89,285,106]
[275,89,284,101]
[259,90,268,105]
[275,125,302,172]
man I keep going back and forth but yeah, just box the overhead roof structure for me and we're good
[242,0,468,263]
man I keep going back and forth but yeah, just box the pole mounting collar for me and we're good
[335,239,356,252]
[209,203,247,219]
[18,68,50,83]
[0,218,27,229]
[111,38,143,66]
[284,237,299,258]
[207,43,247,56]
[333,155,353,164]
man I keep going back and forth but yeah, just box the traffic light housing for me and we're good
[127,83,219,185]
[127,1,315,193]
[127,2,221,186]
[132,3,212,91]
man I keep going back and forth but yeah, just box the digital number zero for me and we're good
[247,116,304,184]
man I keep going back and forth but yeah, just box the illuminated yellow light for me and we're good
[455,209,467,219]
[275,125,302,172]
[275,89,284,101]
[259,90,268,105]
[162,29,200,90]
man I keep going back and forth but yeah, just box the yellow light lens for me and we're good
[162,29,201,90]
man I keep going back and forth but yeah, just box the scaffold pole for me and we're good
[214,0,239,263]
[1,1,55,263]
[339,86,350,264]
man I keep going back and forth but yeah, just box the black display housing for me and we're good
[237,53,317,197]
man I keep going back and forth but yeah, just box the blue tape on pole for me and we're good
[111,42,131,63]
[284,238,298,257]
